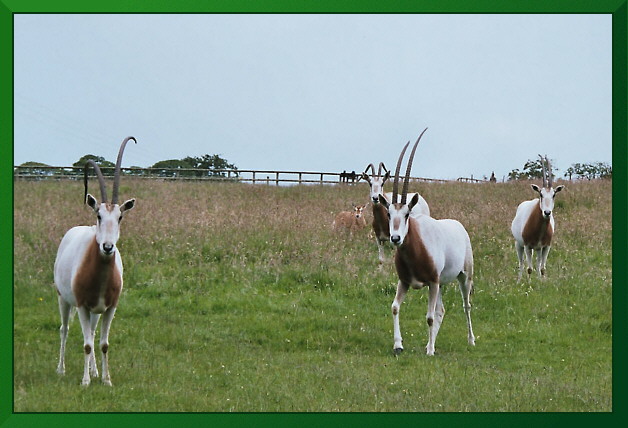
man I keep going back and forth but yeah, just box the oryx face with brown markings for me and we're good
[379,128,429,246]
[531,184,564,220]
[378,193,420,246]
[82,137,137,258]
[86,197,135,257]
[532,155,564,220]
[361,162,390,204]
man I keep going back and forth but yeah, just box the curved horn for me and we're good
[112,136,137,204]
[401,128,428,204]
[84,160,108,204]
[379,162,389,175]
[538,154,547,188]
[363,163,376,176]
[392,141,411,204]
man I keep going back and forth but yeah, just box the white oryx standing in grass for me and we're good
[360,161,430,263]
[378,128,475,356]
[511,155,565,281]
[54,136,137,386]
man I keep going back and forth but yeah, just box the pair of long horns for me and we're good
[392,128,428,205]
[84,136,137,205]
[538,154,553,187]
[363,162,389,177]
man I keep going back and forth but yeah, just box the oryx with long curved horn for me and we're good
[378,128,475,356]
[511,155,565,281]
[359,159,430,264]
[54,136,137,386]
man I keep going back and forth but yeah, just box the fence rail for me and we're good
[13,165,452,185]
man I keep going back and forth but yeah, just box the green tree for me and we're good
[16,161,54,177]
[73,154,116,176]
[564,162,611,180]
[149,159,195,177]
[181,154,239,177]
[508,157,557,181]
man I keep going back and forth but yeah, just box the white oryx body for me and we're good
[511,156,564,281]
[54,224,124,312]
[54,137,136,387]
[379,128,475,356]
[360,162,429,263]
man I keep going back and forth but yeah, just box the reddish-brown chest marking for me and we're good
[372,203,390,242]
[73,237,122,311]
[522,203,553,248]
[394,220,439,285]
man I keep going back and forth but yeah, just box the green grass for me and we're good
[13,179,611,412]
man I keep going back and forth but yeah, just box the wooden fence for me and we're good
[13,165,452,185]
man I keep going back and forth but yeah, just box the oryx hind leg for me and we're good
[458,271,475,346]
[425,282,441,356]
[57,296,72,376]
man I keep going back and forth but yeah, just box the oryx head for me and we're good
[84,137,137,257]
[531,155,564,220]
[360,162,390,204]
[352,203,367,219]
[378,128,428,246]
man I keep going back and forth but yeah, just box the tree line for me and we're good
[16,154,611,181]
[16,154,239,178]
[507,158,611,181]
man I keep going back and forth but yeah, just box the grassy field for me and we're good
[13,178,612,412]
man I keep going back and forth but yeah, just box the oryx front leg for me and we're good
[376,238,386,264]
[391,281,409,355]
[539,246,551,278]
[98,306,117,386]
[89,313,101,378]
[524,246,534,280]
[425,282,440,356]
[77,307,95,386]
[57,296,71,375]
[515,242,525,282]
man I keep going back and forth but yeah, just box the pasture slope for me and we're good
[13,179,611,412]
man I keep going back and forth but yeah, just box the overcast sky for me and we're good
[13,13,611,180]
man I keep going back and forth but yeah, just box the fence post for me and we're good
[253,171,256,184]
[276,171,279,186]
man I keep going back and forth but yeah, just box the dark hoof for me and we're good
[393,348,403,356]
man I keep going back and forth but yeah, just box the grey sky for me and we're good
[14,13,611,180]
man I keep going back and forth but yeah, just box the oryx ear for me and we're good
[531,184,541,194]
[408,193,420,211]
[378,194,390,209]
[86,194,98,211]
[120,198,136,212]
[360,173,370,183]
[383,171,391,182]
[554,185,565,195]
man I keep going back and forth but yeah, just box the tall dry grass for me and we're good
[13,178,612,412]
